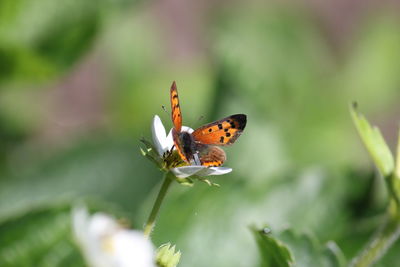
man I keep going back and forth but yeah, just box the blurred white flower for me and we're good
[151,115,232,178]
[72,206,156,267]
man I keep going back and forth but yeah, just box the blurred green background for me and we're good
[0,0,400,266]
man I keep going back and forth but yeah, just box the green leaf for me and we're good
[279,230,346,267]
[0,205,85,267]
[252,227,347,267]
[350,103,394,177]
[0,140,160,224]
[396,129,400,180]
[156,243,181,267]
[252,227,294,267]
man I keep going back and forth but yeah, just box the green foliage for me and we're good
[0,140,160,223]
[397,132,400,179]
[156,243,181,267]
[253,227,346,267]
[0,0,115,84]
[148,166,356,267]
[0,205,84,267]
[1,1,400,267]
[350,104,400,208]
[252,227,294,267]
[349,103,400,266]
[350,103,394,177]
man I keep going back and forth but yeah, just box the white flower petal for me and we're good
[72,206,89,239]
[73,207,116,267]
[171,166,207,178]
[152,115,168,156]
[165,129,174,151]
[112,231,156,267]
[72,206,156,267]
[171,165,231,178]
[195,167,232,176]
[72,206,91,253]
[88,213,120,237]
[181,126,194,134]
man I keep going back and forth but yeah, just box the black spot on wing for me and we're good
[220,136,224,143]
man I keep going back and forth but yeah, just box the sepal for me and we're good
[156,243,181,267]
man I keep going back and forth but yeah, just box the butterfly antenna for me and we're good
[161,105,169,115]
[197,115,204,122]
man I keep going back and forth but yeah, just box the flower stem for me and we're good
[350,201,400,267]
[144,172,173,238]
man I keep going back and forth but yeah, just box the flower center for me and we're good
[162,149,187,169]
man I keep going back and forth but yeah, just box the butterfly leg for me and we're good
[193,152,201,166]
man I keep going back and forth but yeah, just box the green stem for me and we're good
[350,201,400,267]
[144,172,173,238]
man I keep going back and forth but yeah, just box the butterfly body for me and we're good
[170,81,246,167]
[172,130,198,163]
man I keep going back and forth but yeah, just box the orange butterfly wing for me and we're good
[197,145,226,167]
[169,82,246,167]
[172,128,189,163]
[192,114,247,146]
[170,81,182,132]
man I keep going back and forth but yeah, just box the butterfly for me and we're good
[170,81,247,167]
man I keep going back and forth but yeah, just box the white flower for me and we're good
[151,115,232,178]
[151,115,174,157]
[170,166,232,178]
[72,206,156,267]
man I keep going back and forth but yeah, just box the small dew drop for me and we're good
[262,228,271,235]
